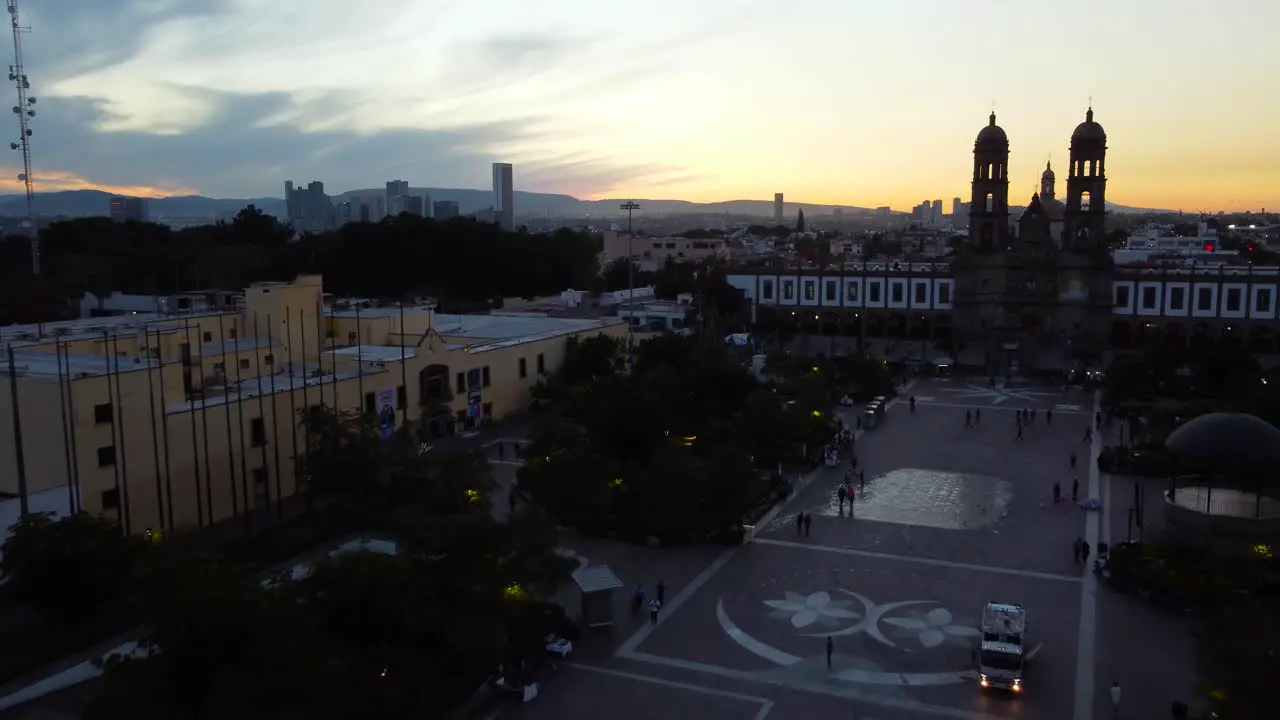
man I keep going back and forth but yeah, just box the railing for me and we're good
[1166,478,1280,519]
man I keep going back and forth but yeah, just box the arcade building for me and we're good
[728,109,1280,372]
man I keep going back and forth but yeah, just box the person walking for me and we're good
[1109,680,1122,717]
[796,512,804,536]
[909,396,916,413]
[656,581,666,605]
[975,408,981,425]
[826,636,834,669]
[649,598,662,626]
[1083,425,1093,443]
[1046,408,1053,425]
[965,409,972,429]
[858,469,866,491]
[1070,450,1077,470]
[497,442,505,461]
[1073,537,1083,564]
[1053,482,1061,504]
[1016,420,1024,441]
[1082,541,1092,567]
[1072,476,1080,502]
[803,512,812,536]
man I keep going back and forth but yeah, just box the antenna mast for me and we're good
[7,0,36,274]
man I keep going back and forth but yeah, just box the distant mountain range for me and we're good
[0,188,1170,220]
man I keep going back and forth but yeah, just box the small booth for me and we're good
[571,565,624,628]
[933,356,954,378]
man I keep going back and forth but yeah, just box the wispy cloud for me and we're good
[0,167,196,197]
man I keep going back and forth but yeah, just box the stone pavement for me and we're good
[503,380,1117,720]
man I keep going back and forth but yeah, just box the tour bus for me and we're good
[977,601,1026,693]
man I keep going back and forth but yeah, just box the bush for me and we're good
[1098,444,1173,477]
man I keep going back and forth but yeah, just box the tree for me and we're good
[297,406,383,495]
[0,512,143,618]
[796,208,806,233]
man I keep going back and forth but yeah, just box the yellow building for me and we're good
[0,275,627,535]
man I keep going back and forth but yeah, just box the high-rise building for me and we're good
[284,180,336,233]
[433,200,460,220]
[492,163,514,231]
[931,199,943,224]
[952,197,963,217]
[773,193,784,224]
[108,197,149,223]
[285,180,297,220]
[385,180,409,216]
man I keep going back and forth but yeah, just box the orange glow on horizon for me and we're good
[0,166,197,198]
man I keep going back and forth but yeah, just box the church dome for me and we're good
[1042,161,1055,180]
[1071,107,1106,143]
[975,112,1008,149]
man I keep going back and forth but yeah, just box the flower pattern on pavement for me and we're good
[884,607,980,648]
[763,591,861,629]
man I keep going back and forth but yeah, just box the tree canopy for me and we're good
[0,208,601,324]
[520,333,836,542]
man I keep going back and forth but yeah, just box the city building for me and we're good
[600,231,728,270]
[433,200,460,220]
[385,180,409,213]
[108,197,149,223]
[0,275,626,536]
[724,108,1280,370]
[339,196,387,224]
[774,193,784,224]
[492,163,514,231]
[284,180,335,233]
[952,197,963,218]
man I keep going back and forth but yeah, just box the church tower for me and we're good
[968,112,1010,252]
[1040,161,1056,201]
[1062,107,1107,251]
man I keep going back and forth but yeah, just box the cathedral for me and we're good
[952,109,1115,374]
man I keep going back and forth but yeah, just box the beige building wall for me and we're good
[0,275,626,536]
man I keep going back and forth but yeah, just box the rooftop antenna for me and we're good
[7,0,36,274]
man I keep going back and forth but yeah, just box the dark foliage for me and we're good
[519,334,834,542]
[0,208,600,324]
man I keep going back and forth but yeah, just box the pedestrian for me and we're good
[1082,540,1091,566]
[965,409,972,429]
[803,512,812,536]
[975,408,981,424]
[508,489,517,515]
[632,584,645,613]
[1073,537,1083,564]
[1109,680,1122,716]
[1030,407,1036,422]
[649,598,661,625]
[1070,451,1077,469]
[826,636,834,669]
[1096,411,1103,431]
[1046,408,1053,425]
[1053,482,1061,504]
[656,580,666,605]
[837,484,847,512]
[796,512,804,536]
[497,442,505,461]
[1072,476,1080,502]
[910,396,916,413]
[859,469,866,491]
[1016,422,1024,440]
[1083,425,1093,442]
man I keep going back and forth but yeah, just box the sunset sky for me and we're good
[3,0,1276,212]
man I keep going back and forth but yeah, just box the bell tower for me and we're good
[1063,107,1107,251]
[1040,160,1056,201]
[968,112,1010,252]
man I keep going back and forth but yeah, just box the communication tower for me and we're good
[7,0,36,274]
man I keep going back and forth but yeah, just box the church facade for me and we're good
[951,109,1115,372]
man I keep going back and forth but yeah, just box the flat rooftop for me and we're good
[326,304,434,320]
[0,349,162,379]
[433,313,612,341]
[0,311,232,347]
[329,345,418,363]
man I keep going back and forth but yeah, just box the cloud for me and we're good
[0,167,195,197]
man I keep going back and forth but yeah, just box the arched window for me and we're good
[985,193,994,212]
[1080,191,1091,211]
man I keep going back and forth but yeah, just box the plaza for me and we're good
[513,377,1112,720]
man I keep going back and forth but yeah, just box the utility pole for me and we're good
[620,200,640,369]
[6,0,36,274]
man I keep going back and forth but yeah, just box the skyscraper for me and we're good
[773,193,784,224]
[492,163,514,231]
[433,200,460,220]
[386,180,409,215]
[952,197,963,217]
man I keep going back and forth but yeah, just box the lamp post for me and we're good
[620,200,640,369]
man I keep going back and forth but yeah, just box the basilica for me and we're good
[951,109,1116,372]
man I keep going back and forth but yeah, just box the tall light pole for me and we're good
[620,200,640,369]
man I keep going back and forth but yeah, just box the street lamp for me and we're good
[620,200,640,369]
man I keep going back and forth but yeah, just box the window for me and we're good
[938,283,952,305]
[93,402,113,424]
[101,489,120,510]
[1257,288,1273,313]
[519,357,528,379]
[455,372,465,393]
[1225,287,1242,312]
[1169,286,1186,311]
[239,358,250,370]
[213,362,225,373]
[250,417,266,446]
[202,331,212,343]
[762,279,774,300]
[868,283,881,303]
[890,282,903,303]
[914,283,927,304]
[664,242,675,249]
[1196,286,1213,311]
[263,354,274,366]
[1141,286,1157,310]
[782,280,795,300]
[228,327,237,340]
[846,282,858,303]
[652,242,661,249]
[97,446,116,467]
[482,366,491,388]
[396,385,407,409]
[348,331,357,345]
[536,353,545,375]
[467,368,481,389]
[803,280,816,301]
[253,467,268,486]
[824,281,837,302]
[364,392,376,414]
[1114,285,1130,307]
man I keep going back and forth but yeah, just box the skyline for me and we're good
[0,0,1275,212]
